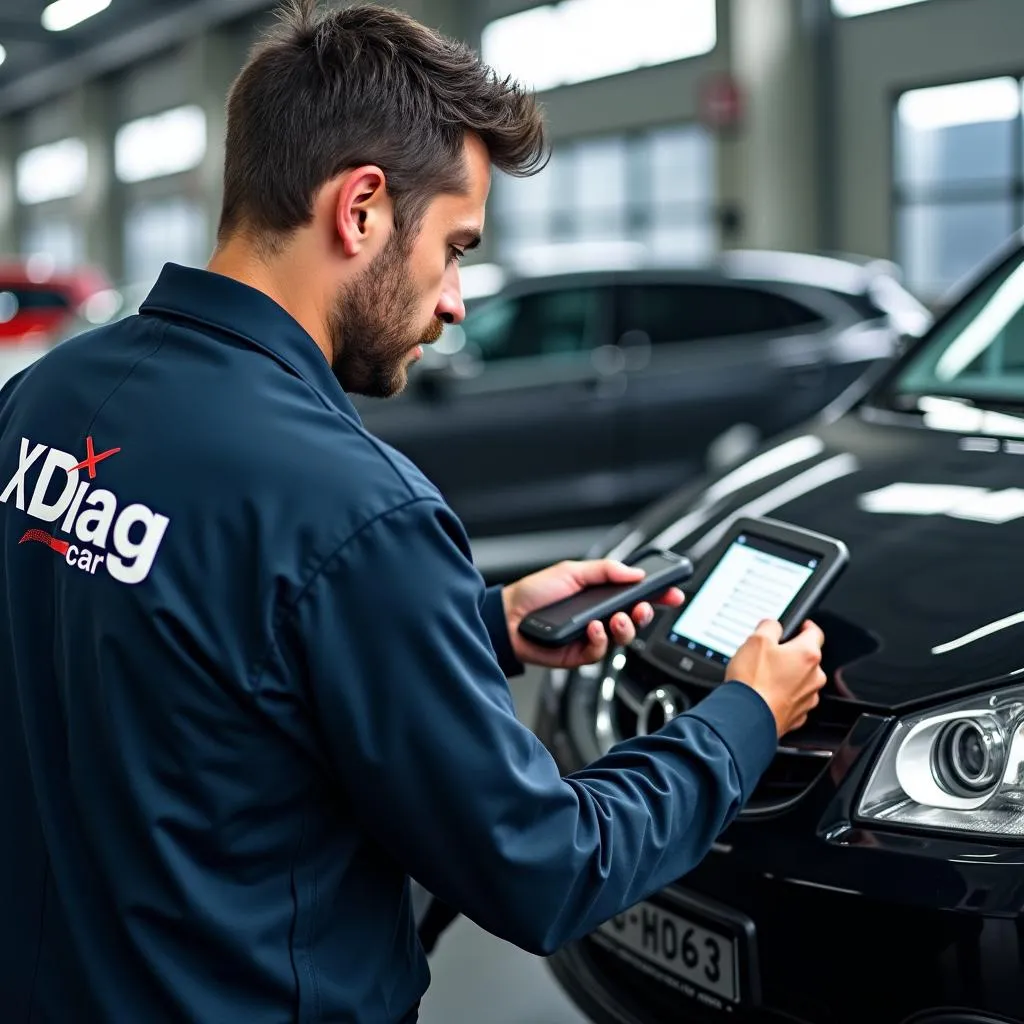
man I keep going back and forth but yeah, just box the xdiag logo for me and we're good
[2,435,170,585]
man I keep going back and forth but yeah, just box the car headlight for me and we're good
[857,684,1024,838]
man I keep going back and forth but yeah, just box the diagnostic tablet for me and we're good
[663,516,848,670]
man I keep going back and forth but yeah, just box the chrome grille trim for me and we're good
[591,649,847,812]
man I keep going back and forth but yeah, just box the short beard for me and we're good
[328,229,440,399]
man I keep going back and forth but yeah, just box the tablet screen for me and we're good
[668,531,819,665]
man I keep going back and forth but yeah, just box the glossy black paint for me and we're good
[538,688,1024,1024]
[637,408,1024,710]
[536,239,1024,1024]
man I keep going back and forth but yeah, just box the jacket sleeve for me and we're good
[287,497,777,956]
[479,585,524,678]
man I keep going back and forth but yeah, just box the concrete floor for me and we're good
[417,667,592,1024]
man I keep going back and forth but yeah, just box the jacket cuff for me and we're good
[481,586,525,678]
[684,681,777,803]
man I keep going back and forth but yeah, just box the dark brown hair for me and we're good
[218,0,548,250]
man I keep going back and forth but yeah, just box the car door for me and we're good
[609,279,832,509]
[357,282,620,542]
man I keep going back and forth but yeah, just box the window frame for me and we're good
[890,72,1024,304]
[459,281,615,368]
[491,122,717,269]
[612,277,827,347]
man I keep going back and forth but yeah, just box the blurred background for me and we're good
[1,0,1020,586]
[1,0,1023,1018]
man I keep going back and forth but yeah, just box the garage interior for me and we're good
[3,0,1024,1021]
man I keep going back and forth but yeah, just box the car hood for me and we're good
[622,405,1024,711]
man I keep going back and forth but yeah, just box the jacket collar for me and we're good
[140,263,361,424]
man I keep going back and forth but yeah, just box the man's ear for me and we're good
[335,166,391,258]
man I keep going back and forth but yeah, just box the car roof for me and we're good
[471,247,910,300]
[0,260,112,297]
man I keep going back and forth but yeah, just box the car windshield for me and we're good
[885,246,1024,410]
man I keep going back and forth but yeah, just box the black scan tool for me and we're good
[517,549,694,647]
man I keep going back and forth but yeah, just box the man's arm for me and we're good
[282,498,777,956]
[480,585,524,678]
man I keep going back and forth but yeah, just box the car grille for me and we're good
[593,652,861,814]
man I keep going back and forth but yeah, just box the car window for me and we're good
[461,287,602,363]
[889,250,1024,403]
[616,283,823,344]
[0,287,72,314]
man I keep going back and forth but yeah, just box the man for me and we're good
[0,2,826,1021]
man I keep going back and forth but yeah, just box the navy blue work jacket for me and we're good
[0,264,777,1022]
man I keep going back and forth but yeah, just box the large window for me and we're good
[482,0,716,93]
[832,0,934,15]
[123,197,208,285]
[894,77,1023,302]
[21,218,84,270]
[492,124,716,270]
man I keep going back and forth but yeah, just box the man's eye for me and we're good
[448,247,465,266]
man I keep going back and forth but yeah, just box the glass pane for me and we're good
[574,216,631,243]
[833,0,933,16]
[898,121,1016,190]
[516,288,600,358]
[574,136,628,210]
[21,219,84,270]
[574,135,629,236]
[482,0,716,92]
[649,126,714,206]
[898,200,1017,301]
[891,251,1024,403]
[461,297,519,361]
[646,221,716,263]
[896,78,1019,190]
[492,151,564,220]
[558,0,716,87]
[622,283,820,344]
[462,289,599,362]
[124,197,209,285]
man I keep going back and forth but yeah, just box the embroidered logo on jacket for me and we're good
[2,435,169,584]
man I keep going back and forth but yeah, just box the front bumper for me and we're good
[548,853,1024,1024]
[537,682,1024,1024]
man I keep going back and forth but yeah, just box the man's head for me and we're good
[216,0,547,397]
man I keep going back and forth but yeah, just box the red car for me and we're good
[0,262,118,345]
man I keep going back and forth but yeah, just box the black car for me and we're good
[353,251,931,582]
[535,233,1024,1024]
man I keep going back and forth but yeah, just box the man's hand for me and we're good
[726,619,827,737]
[502,559,685,670]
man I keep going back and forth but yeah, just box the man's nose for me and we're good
[436,266,466,326]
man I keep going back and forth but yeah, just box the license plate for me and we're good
[594,899,741,1004]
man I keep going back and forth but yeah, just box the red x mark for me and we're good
[69,436,121,479]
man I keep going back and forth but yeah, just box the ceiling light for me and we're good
[16,137,89,205]
[0,44,7,67]
[114,105,207,184]
[42,0,112,32]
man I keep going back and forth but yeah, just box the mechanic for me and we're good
[0,2,827,1022]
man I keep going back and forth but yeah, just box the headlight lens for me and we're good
[930,717,1005,797]
[857,684,1024,838]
